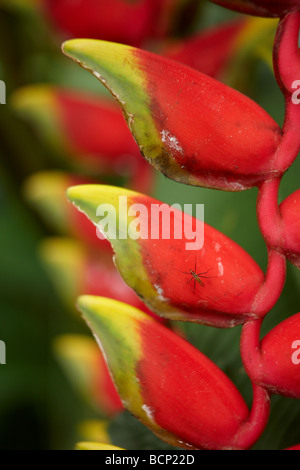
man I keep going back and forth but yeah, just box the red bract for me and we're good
[280,190,300,268]
[260,313,300,398]
[259,184,300,269]
[77,296,254,449]
[210,0,300,17]
[65,184,286,328]
[242,313,300,398]
[138,197,265,325]
[132,51,281,190]
[63,39,282,191]
[137,311,249,449]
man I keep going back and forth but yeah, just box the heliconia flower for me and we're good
[209,0,300,17]
[39,237,166,323]
[12,86,153,192]
[242,313,300,398]
[66,184,273,328]
[41,0,193,47]
[62,39,282,191]
[23,171,110,251]
[54,335,123,417]
[76,442,124,450]
[279,190,300,268]
[77,296,251,450]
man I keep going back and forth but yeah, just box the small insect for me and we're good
[179,258,213,292]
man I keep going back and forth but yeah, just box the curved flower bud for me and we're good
[62,39,282,191]
[76,442,124,450]
[54,335,123,416]
[210,0,300,18]
[259,313,300,398]
[23,171,110,250]
[40,237,166,323]
[280,189,300,268]
[242,313,300,399]
[13,86,153,192]
[77,296,251,450]
[67,184,269,328]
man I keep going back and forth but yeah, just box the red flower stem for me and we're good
[274,116,300,172]
[251,248,286,316]
[233,13,300,450]
[240,319,264,383]
[273,11,300,97]
[233,383,270,450]
[273,11,300,171]
[236,321,271,448]
[257,177,284,248]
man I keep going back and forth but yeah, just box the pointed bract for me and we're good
[67,184,266,327]
[77,296,250,450]
[280,190,300,268]
[63,39,282,191]
[259,313,300,398]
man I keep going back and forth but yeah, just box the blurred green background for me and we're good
[0,0,299,450]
